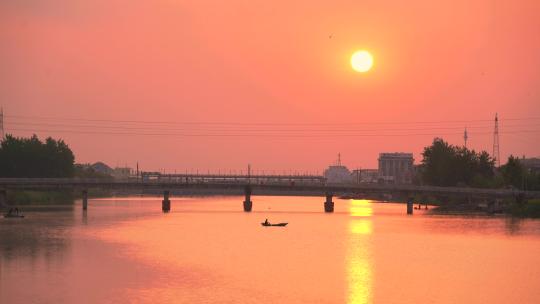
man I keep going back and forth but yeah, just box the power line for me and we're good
[5,114,540,126]
[7,127,540,138]
[5,120,540,132]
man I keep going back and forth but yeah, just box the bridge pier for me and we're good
[324,192,334,213]
[516,193,526,206]
[162,190,171,212]
[243,185,252,212]
[82,190,88,210]
[407,198,413,215]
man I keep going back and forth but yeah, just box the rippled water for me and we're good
[1,196,540,303]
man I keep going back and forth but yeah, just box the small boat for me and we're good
[261,222,288,227]
[3,208,24,218]
[3,213,24,218]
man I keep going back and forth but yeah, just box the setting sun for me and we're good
[351,50,373,73]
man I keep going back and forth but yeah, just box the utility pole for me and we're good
[463,127,468,148]
[493,113,500,167]
[0,107,4,141]
[247,164,251,184]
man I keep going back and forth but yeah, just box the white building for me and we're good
[324,154,353,184]
[113,167,132,180]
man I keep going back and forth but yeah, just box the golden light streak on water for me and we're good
[347,200,373,304]
[350,220,372,235]
[350,199,373,217]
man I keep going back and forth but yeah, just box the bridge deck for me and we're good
[0,178,538,199]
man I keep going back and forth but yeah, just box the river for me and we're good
[1,196,540,303]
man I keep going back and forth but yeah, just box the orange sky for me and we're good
[1,0,539,172]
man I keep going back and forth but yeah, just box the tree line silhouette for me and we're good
[419,138,539,190]
[0,134,75,178]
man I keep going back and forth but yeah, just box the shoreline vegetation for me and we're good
[510,199,540,218]
[5,189,115,206]
[420,197,540,218]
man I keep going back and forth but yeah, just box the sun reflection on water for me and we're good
[350,220,372,235]
[350,199,373,217]
[347,200,373,304]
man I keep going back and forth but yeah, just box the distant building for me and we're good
[324,154,353,184]
[91,162,114,175]
[351,169,379,184]
[113,167,132,179]
[378,153,414,184]
[521,157,540,173]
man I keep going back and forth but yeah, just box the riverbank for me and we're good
[510,199,540,218]
[7,190,74,205]
[428,199,540,218]
[2,189,115,207]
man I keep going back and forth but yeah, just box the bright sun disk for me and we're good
[351,50,373,73]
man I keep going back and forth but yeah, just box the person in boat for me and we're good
[264,219,269,225]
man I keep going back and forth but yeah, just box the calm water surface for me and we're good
[1,196,540,303]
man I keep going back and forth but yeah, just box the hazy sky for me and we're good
[1,0,539,172]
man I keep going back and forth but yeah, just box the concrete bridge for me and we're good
[1,177,539,214]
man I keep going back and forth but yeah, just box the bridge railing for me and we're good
[0,177,326,186]
[0,178,539,198]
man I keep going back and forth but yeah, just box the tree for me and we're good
[420,138,495,187]
[421,138,456,186]
[500,155,525,189]
[0,134,75,178]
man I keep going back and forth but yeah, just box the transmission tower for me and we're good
[463,127,468,148]
[493,113,500,167]
[0,107,4,141]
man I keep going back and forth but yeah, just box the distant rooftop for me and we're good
[91,162,113,174]
[379,152,413,158]
[521,157,540,168]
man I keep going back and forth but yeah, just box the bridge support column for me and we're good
[516,193,526,206]
[82,190,88,210]
[162,190,171,212]
[243,185,252,212]
[0,189,7,208]
[324,193,334,213]
[407,198,413,215]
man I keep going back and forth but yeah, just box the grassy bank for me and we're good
[511,199,540,218]
[5,189,114,206]
[7,190,75,205]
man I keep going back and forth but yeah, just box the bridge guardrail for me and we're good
[0,178,539,198]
